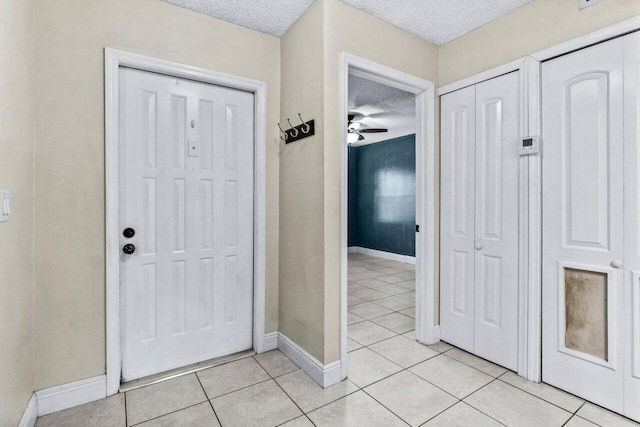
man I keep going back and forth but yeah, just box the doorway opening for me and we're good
[339,54,436,380]
[345,74,422,381]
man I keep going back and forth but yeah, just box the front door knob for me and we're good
[123,244,136,255]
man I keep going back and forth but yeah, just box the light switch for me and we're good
[0,190,10,223]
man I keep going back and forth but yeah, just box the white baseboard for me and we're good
[35,375,107,416]
[432,325,441,342]
[277,333,341,388]
[348,246,416,265]
[18,394,38,427]
[262,331,279,352]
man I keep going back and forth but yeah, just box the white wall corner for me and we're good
[18,394,38,427]
[35,375,107,417]
[262,331,279,352]
[277,333,342,388]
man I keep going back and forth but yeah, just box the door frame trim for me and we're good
[340,52,437,380]
[104,48,268,395]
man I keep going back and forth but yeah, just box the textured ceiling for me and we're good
[164,0,534,44]
[340,0,535,45]
[348,74,415,147]
[164,0,315,37]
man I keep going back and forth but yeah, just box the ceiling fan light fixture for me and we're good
[347,133,359,144]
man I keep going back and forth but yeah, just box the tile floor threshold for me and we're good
[119,349,256,393]
[34,253,640,426]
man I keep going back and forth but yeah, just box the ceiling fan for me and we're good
[347,114,388,144]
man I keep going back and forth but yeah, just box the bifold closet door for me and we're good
[440,85,476,353]
[542,36,625,413]
[440,73,519,371]
[623,30,640,422]
[473,74,519,370]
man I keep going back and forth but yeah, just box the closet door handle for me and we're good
[475,243,483,251]
[611,259,623,269]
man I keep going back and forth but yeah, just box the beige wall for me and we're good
[278,0,439,364]
[439,0,640,85]
[33,0,281,390]
[279,0,327,362]
[323,0,439,360]
[0,0,35,424]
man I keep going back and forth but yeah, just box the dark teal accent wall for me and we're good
[348,134,416,257]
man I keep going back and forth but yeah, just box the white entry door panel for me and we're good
[440,73,519,370]
[441,85,476,353]
[542,38,625,412]
[119,67,254,381]
[473,74,519,370]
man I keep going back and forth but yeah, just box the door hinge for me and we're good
[415,224,420,233]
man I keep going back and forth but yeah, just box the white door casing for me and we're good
[473,73,520,370]
[119,67,254,381]
[440,72,520,370]
[623,30,640,422]
[541,37,625,412]
[440,85,476,352]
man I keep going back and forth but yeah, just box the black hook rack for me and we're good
[279,113,315,144]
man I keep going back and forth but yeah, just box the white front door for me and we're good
[119,67,255,381]
[440,72,520,371]
[541,37,625,412]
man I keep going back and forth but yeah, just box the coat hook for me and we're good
[277,123,288,141]
[287,118,299,137]
[298,113,311,134]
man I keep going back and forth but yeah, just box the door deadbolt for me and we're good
[123,228,135,238]
[123,244,136,255]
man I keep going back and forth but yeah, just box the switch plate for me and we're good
[0,190,10,223]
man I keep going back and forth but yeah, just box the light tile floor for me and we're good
[34,253,640,426]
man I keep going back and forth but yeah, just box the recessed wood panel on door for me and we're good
[119,67,254,381]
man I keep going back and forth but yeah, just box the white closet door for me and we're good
[624,31,640,421]
[440,86,476,352]
[473,73,519,371]
[542,37,625,412]
[119,68,255,381]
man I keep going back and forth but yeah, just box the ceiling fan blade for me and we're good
[359,128,388,133]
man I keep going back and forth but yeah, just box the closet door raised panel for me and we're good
[542,37,625,413]
[473,73,520,371]
[119,68,254,381]
[440,86,476,352]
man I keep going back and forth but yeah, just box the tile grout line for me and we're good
[350,255,512,426]
[494,376,585,416]
[128,401,210,427]
[194,370,224,427]
[457,376,513,426]
[123,391,129,426]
